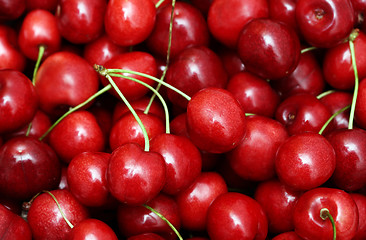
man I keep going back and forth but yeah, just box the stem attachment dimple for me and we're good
[320,208,336,240]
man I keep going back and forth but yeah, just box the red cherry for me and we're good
[127,233,165,240]
[275,132,336,191]
[104,0,156,47]
[207,0,269,48]
[27,189,89,240]
[0,0,25,21]
[175,172,228,232]
[186,87,246,154]
[18,9,61,60]
[227,115,289,182]
[355,77,366,128]
[293,187,359,240]
[295,0,355,48]
[69,218,118,240]
[0,136,61,200]
[48,110,105,164]
[190,0,213,16]
[217,47,245,78]
[0,204,32,240]
[272,231,304,240]
[25,0,59,12]
[0,69,38,134]
[350,193,366,240]
[237,18,301,80]
[206,192,268,240]
[107,143,166,205]
[56,0,107,44]
[146,1,210,58]
[0,25,26,72]
[269,0,299,35]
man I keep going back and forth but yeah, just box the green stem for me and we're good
[108,73,171,134]
[44,190,74,229]
[320,208,336,240]
[32,45,46,85]
[143,204,183,240]
[301,46,317,54]
[316,90,336,99]
[348,39,359,130]
[39,84,112,141]
[318,105,351,135]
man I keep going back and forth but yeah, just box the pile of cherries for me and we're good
[2,0,366,239]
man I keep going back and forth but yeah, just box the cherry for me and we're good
[226,71,280,117]
[48,110,105,164]
[186,87,246,154]
[295,0,355,48]
[268,0,299,35]
[355,77,366,128]
[127,233,165,240]
[0,136,61,201]
[67,151,112,207]
[293,187,359,240]
[25,0,59,12]
[104,0,155,47]
[34,51,100,117]
[0,0,25,21]
[175,172,228,232]
[207,0,268,48]
[117,194,180,239]
[272,231,303,240]
[275,132,336,191]
[146,1,210,58]
[206,192,268,240]
[190,0,213,16]
[0,25,26,72]
[0,69,38,134]
[107,143,166,205]
[68,218,118,240]
[217,47,245,78]
[18,9,61,61]
[237,18,301,80]
[58,166,69,190]
[27,189,89,240]
[56,0,107,44]
[254,178,303,234]
[227,115,289,182]
[350,193,366,239]
[0,203,32,240]
[150,133,202,195]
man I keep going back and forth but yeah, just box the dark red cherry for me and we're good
[272,231,304,240]
[355,77,366,129]
[25,0,59,12]
[269,0,299,35]
[237,18,301,80]
[350,193,366,240]
[69,218,118,240]
[0,0,25,21]
[0,25,26,72]
[217,47,245,78]
[0,204,32,240]
[127,233,165,240]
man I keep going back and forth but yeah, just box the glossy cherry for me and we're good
[0,25,26,72]
[25,0,59,12]
[275,132,336,191]
[68,218,118,240]
[355,77,366,128]
[217,47,245,78]
[350,193,366,240]
[237,18,301,80]
[0,0,25,21]
[0,203,32,240]
[272,231,304,240]
[0,69,38,134]
[186,87,246,153]
[293,187,359,240]
[269,0,299,34]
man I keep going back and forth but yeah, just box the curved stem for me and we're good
[143,204,183,240]
[44,190,74,229]
[32,45,46,85]
[349,39,359,130]
[318,105,351,135]
[320,208,336,240]
[301,46,317,54]
[316,90,336,99]
[39,84,112,141]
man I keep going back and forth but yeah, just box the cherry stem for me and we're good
[32,45,46,85]
[154,0,165,8]
[39,84,112,141]
[145,0,176,115]
[301,46,317,54]
[143,204,183,240]
[25,122,33,137]
[348,38,359,130]
[106,68,191,101]
[44,190,74,229]
[318,105,351,135]
[316,90,336,99]
[320,208,336,240]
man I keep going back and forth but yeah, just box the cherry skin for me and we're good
[0,0,25,21]
[117,193,180,239]
[355,77,366,128]
[217,47,245,78]
[227,115,289,182]
[226,71,280,117]
[326,128,366,191]
[0,136,61,201]
[272,231,304,240]
[56,0,107,44]
[0,25,26,72]
[237,18,301,80]
[293,187,359,240]
[295,0,355,48]
[48,110,105,164]
[206,192,268,240]
[350,193,366,240]
[109,110,165,151]
[150,133,202,195]
[269,0,299,35]
[0,69,38,134]
[107,143,166,205]
[35,51,100,117]
[186,87,246,154]
[27,189,90,240]
[68,218,118,240]
[0,204,32,240]
[254,178,303,234]
[165,45,228,109]
[18,9,61,61]
[175,172,228,232]
[146,1,210,59]
[275,132,336,191]
[25,0,59,12]
[207,0,268,48]
[67,151,112,207]
[271,49,325,100]
[127,233,165,240]
[275,93,333,135]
